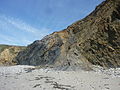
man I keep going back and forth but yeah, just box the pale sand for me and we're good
[0,65,120,90]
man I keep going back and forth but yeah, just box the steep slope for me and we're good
[0,44,25,66]
[15,0,120,68]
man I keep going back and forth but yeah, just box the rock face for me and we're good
[0,44,25,66]
[15,0,120,68]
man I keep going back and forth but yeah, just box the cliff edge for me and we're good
[15,0,120,68]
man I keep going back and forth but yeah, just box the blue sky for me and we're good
[0,0,103,46]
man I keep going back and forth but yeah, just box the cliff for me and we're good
[0,44,25,66]
[15,0,120,68]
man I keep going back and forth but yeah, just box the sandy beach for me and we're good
[0,65,120,90]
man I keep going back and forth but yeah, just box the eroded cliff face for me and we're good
[15,0,120,68]
[0,45,25,66]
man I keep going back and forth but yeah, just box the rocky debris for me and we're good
[0,44,25,66]
[15,0,120,68]
[0,65,35,76]
[0,65,120,90]
[92,65,120,77]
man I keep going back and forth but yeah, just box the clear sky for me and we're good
[0,0,103,46]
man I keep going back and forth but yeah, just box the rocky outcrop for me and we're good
[15,0,120,68]
[0,44,25,66]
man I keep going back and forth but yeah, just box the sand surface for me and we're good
[0,65,120,90]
